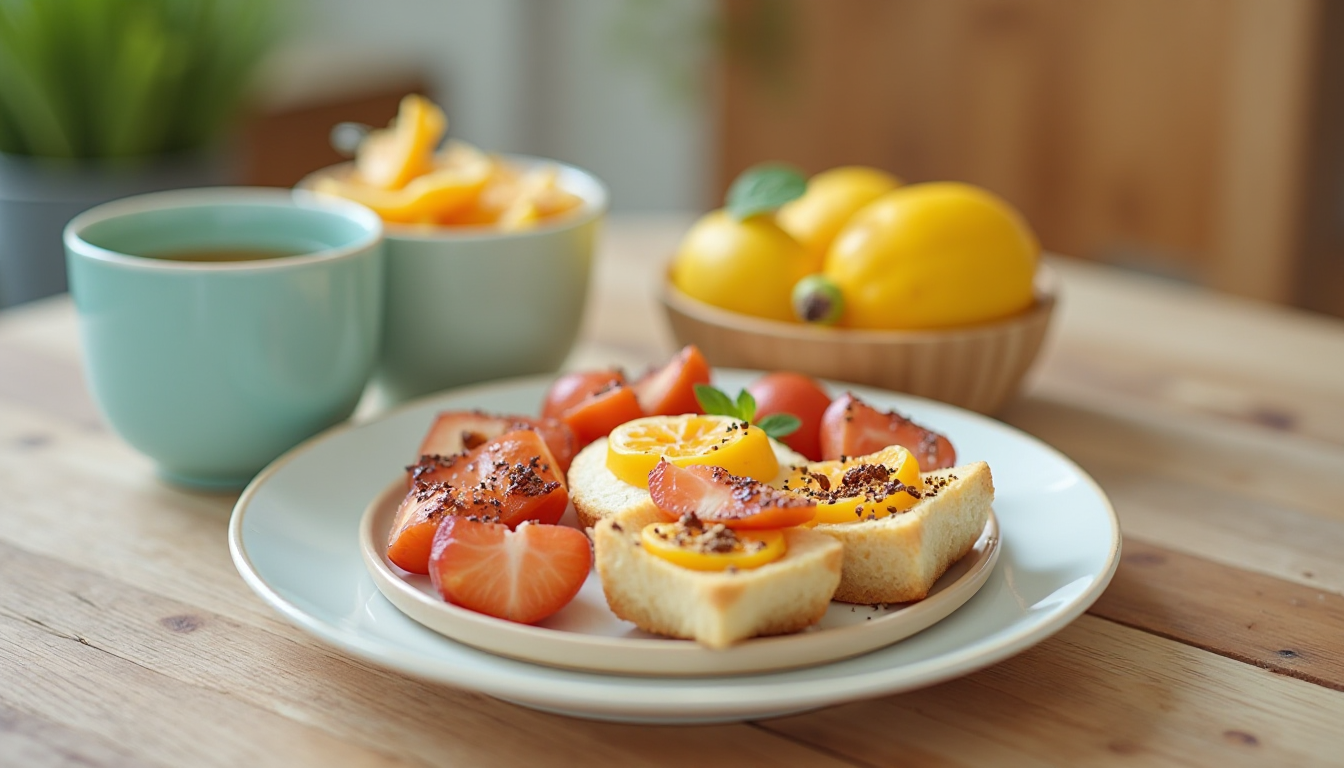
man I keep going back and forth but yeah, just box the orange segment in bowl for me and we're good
[313,142,492,224]
[606,414,779,489]
[356,94,447,190]
[784,445,924,524]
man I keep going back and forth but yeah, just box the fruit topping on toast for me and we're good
[429,517,591,624]
[640,514,787,571]
[784,445,925,523]
[820,392,956,471]
[605,414,780,489]
[647,460,816,530]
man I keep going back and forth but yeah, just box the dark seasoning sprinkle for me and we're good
[790,460,922,509]
[402,443,560,524]
[648,512,766,556]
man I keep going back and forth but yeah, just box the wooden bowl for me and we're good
[661,267,1057,414]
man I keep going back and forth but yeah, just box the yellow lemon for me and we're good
[606,414,779,489]
[671,210,820,322]
[641,522,786,571]
[778,166,901,257]
[784,445,924,525]
[825,182,1038,329]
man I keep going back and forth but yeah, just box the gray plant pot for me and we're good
[0,151,231,308]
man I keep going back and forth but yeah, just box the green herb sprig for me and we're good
[694,384,801,440]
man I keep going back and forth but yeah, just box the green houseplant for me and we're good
[0,0,276,307]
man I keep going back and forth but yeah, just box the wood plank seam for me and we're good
[745,722,883,768]
[1085,538,1344,693]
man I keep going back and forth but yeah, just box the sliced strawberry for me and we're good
[429,517,592,624]
[647,460,816,530]
[390,430,569,574]
[819,393,956,471]
[632,345,712,416]
[418,410,577,473]
[560,383,645,447]
[410,430,569,525]
[541,370,625,420]
[386,482,460,574]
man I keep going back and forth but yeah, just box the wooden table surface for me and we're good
[2,215,1342,767]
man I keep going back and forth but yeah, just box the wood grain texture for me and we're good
[1208,0,1318,300]
[762,616,1344,768]
[0,540,857,768]
[1090,540,1344,691]
[719,0,1330,306]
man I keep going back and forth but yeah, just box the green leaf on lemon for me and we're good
[726,163,807,220]
[694,384,800,439]
[694,384,737,418]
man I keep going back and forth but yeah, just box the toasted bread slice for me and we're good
[813,462,993,604]
[568,437,806,530]
[592,506,843,648]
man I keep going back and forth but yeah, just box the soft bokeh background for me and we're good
[3,0,1341,318]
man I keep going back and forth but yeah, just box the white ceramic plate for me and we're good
[360,475,1000,676]
[229,371,1120,723]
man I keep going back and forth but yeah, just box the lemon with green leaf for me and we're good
[671,165,819,322]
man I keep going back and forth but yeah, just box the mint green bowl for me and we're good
[65,187,385,489]
[302,156,608,406]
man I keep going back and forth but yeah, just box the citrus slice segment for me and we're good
[606,414,779,489]
[784,445,924,524]
[640,520,785,572]
[311,146,492,224]
[356,94,447,190]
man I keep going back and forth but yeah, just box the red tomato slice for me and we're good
[819,393,956,471]
[746,371,831,461]
[389,430,568,574]
[541,370,625,420]
[429,517,592,624]
[561,384,645,447]
[417,410,577,473]
[632,345,712,416]
[647,460,816,530]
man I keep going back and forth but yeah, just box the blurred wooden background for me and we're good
[717,0,1344,317]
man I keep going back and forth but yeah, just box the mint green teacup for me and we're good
[65,188,384,489]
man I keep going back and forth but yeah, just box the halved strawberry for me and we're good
[819,393,956,471]
[429,517,592,624]
[632,345,712,416]
[647,460,816,530]
[389,430,568,574]
[560,383,645,447]
[541,370,626,420]
[418,410,577,473]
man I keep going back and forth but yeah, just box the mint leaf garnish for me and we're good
[735,389,757,424]
[756,413,802,439]
[695,383,800,439]
[726,163,807,220]
[694,384,737,417]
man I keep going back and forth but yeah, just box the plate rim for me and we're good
[228,372,1122,716]
[358,474,1002,676]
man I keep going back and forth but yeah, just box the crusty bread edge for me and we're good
[815,461,994,604]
